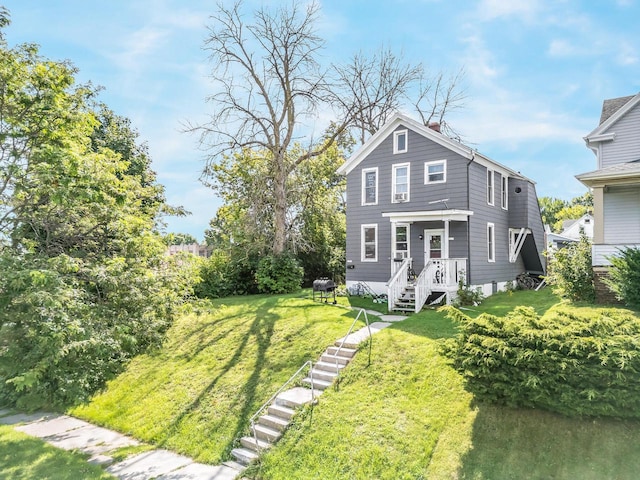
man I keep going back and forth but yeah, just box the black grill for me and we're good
[312,278,337,304]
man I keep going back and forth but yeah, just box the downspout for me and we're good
[466,152,475,285]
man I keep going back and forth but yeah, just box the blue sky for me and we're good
[4,1,640,240]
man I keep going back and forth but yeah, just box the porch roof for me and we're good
[382,209,473,223]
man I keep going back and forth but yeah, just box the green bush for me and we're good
[605,247,640,307]
[454,277,485,306]
[256,252,303,294]
[0,250,193,410]
[547,236,595,302]
[443,305,640,418]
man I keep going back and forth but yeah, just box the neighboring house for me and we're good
[576,92,640,302]
[337,113,545,312]
[167,243,212,258]
[546,213,594,250]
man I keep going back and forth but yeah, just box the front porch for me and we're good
[383,209,472,313]
[387,257,467,312]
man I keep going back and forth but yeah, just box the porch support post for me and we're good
[443,219,450,259]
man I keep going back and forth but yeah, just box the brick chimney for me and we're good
[428,122,441,133]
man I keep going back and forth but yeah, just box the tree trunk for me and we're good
[272,158,287,255]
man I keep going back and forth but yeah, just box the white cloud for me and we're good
[476,0,541,21]
[617,42,639,65]
[547,39,579,57]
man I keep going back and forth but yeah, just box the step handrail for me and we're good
[248,360,314,451]
[330,308,371,369]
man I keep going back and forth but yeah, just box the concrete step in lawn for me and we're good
[251,423,282,442]
[267,404,296,420]
[258,413,290,432]
[325,346,357,358]
[302,376,333,390]
[309,368,339,382]
[314,360,347,373]
[231,447,259,465]
[240,435,273,451]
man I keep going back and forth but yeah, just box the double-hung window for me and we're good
[425,160,446,184]
[362,224,378,262]
[393,224,409,260]
[487,169,495,206]
[393,129,408,154]
[487,223,495,262]
[501,175,508,210]
[392,163,410,202]
[362,167,378,205]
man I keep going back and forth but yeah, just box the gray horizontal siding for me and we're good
[604,186,640,244]
[601,102,640,167]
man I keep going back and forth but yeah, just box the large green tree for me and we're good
[0,17,190,409]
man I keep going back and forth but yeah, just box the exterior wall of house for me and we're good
[603,185,640,244]
[345,125,470,286]
[600,102,640,167]
[467,161,526,286]
[525,182,546,272]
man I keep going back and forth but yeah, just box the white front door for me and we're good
[424,229,444,264]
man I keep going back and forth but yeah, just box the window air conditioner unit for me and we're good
[394,192,408,202]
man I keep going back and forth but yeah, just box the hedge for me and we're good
[443,305,640,418]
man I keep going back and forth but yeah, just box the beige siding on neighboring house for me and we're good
[593,244,640,266]
[600,103,640,167]
[603,186,640,244]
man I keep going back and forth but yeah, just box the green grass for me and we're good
[0,425,114,479]
[70,287,640,478]
[71,292,363,464]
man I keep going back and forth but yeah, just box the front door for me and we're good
[424,229,444,264]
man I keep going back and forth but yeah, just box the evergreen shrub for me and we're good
[605,247,640,307]
[443,305,640,418]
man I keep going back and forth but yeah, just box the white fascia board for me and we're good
[382,209,474,223]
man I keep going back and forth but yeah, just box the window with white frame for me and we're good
[392,163,410,202]
[487,169,494,205]
[425,160,446,184]
[487,223,495,262]
[393,224,410,259]
[362,168,378,205]
[393,129,408,154]
[361,224,378,262]
[501,175,508,210]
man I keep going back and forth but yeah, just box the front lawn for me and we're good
[0,425,114,480]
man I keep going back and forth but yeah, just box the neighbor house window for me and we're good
[487,223,495,262]
[425,160,446,184]
[362,224,378,262]
[501,175,508,210]
[393,224,410,260]
[362,167,378,205]
[393,129,408,154]
[392,163,410,202]
[487,169,494,205]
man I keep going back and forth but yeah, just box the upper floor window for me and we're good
[501,175,508,210]
[393,129,408,154]
[362,167,378,205]
[425,160,446,184]
[392,163,410,202]
[487,223,495,262]
[487,169,495,206]
[361,224,378,262]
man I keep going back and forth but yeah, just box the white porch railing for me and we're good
[425,258,467,291]
[387,257,410,312]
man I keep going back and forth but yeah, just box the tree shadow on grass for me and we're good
[458,403,640,480]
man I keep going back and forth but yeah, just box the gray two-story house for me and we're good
[337,113,545,312]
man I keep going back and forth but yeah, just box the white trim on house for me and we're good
[424,160,447,184]
[392,223,410,260]
[361,167,378,205]
[337,113,528,182]
[585,93,640,140]
[501,175,508,210]
[487,169,495,206]
[393,129,408,154]
[392,162,410,203]
[382,209,473,223]
[487,222,495,262]
[361,224,378,262]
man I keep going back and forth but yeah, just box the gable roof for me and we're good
[585,92,640,141]
[337,113,528,181]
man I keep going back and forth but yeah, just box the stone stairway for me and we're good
[230,318,394,467]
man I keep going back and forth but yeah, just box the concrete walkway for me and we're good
[0,410,241,480]
[0,307,407,479]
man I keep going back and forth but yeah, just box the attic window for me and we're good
[394,130,408,154]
